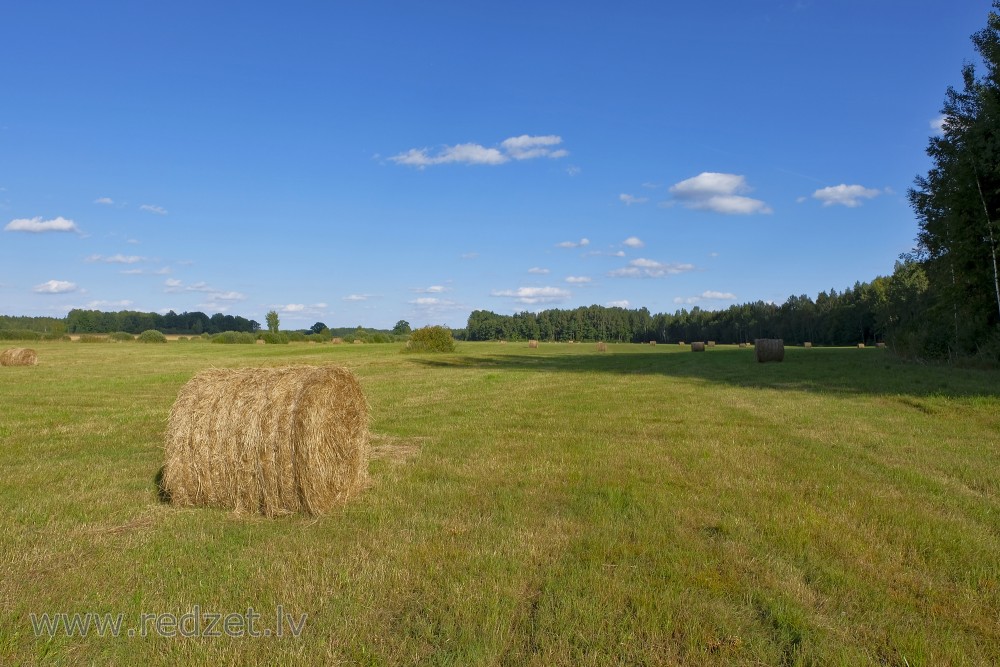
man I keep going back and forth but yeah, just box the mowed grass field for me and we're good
[1,341,998,665]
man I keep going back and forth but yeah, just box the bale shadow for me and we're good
[154,466,171,503]
[409,347,1000,400]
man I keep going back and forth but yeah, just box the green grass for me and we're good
[1,341,998,665]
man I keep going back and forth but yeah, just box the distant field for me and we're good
[1,341,998,665]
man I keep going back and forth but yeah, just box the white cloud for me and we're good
[812,184,881,207]
[622,236,644,248]
[609,258,696,278]
[126,238,140,244]
[556,237,590,248]
[5,216,80,233]
[343,294,372,301]
[607,300,630,308]
[163,278,245,302]
[619,193,648,206]
[390,134,567,168]
[120,269,144,275]
[34,280,78,294]
[139,204,167,215]
[500,135,566,160]
[491,286,571,305]
[673,290,737,305]
[642,182,662,189]
[94,197,114,205]
[86,254,146,264]
[930,116,946,134]
[566,166,581,176]
[412,285,448,294]
[668,172,772,215]
[527,267,550,274]
[411,297,441,305]
[85,299,133,308]
[565,276,591,284]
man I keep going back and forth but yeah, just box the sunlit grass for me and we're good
[1,341,998,664]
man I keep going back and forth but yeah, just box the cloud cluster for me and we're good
[527,267,550,275]
[565,276,591,284]
[140,204,167,215]
[34,280,78,294]
[669,173,772,215]
[164,279,245,303]
[390,135,567,167]
[556,237,590,249]
[5,216,80,233]
[609,258,696,278]
[491,286,571,305]
[411,285,448,294]
[812,184,881,207]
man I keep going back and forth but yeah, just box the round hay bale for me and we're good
[528,340,538,348]
[691,342,706,352]
[804,342,813,348]
[857,343,865,349]
[678,341,685,345]
[755,338,784,363]
[707,341,716,347]
[499,340,507,345]
[649,340,657,346]
[738,343,747,348]
[331,337,344,344]
[255,339,265,345]
[876,342,886,348]
[162,365,369,517]
[0,347,38,366]
[596,342,608,352]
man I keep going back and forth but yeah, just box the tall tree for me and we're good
[266,310,280,334]
[909,1,1000,357]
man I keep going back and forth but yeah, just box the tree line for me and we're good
[467,260,927,348]
[65,309,260,335]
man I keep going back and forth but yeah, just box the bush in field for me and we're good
[0,329,42,341]
[286,331,306,343]
[78,334,107,343]
[212,331,256,344]
[404,325,456,353]
[261,332,289,344]
[138,329,167,343]
[108,331,135,342]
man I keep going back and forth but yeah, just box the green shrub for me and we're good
[261,332,289,344]
[0,329,42,341]
[78,334,107,343]
[404,325,456,353]
[108,331,135,342]
[137,329,167,343]
[211,331,256,344]
[286,331,306,343]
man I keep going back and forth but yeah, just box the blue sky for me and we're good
[0,1,991,329]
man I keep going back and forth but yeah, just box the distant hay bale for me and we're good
[858,343,865,349]
[499,340,507,345]
[255,339,265,345]
[678,341,685,345]
[332,337,344,344]
[876,342,886,348]
[162,365,369,517]
[1,347,38,366]
[755,338,785,363]
[804,342,813,348]
[353,339,363,344]
[691,342,706,352]
[707,341,716,347]
[596,342,608,352]
[738,343,747,348]
[528,339,539,349]
[649,341,657,346]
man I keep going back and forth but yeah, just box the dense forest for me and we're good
[63,309,260,335]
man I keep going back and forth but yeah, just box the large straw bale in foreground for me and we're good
[0,348,37,366]
[528,339,538,348]
[162,365,369,517]
[755,338,785,363]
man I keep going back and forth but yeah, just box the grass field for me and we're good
[1,341,998,665]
